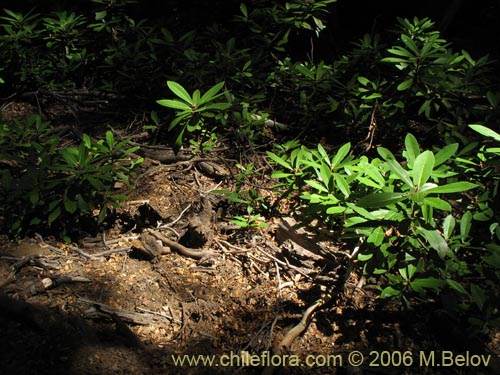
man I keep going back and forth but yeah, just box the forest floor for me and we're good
[1,102,500,375]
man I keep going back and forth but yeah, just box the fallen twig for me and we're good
[70,245,130,259]
[277,299,323,349]
[21,275,91,297]
[146,228,215,261]
[79,297,156,325]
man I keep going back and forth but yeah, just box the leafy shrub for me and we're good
[267,134,477,298]
[156,81,232,150]
[264,17,496,144]
[0,2,169,99]
[0,115,142,240]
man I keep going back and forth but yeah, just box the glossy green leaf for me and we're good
[397,78,413,91]
[166,81,192,103]
[380,286,401,298]
[400,34,419,55]
[434,143,458,167]
[48,206,61,225]
[334,173,350,197]
[200,81,225,104]
[357,76,371,86]
[326,206,346,214]
[411,277,445,293]
[386,159,414,188]
[423,197,451,211]
[318,164,331,186]
[460,211,472,241]
[404,133,420,166]
[305,179,328,193]
[469,124,500,142]
[331,142,351,168]
[387,47,412,57]
[413,150,434,189]
[357,192,406,208]
[267,151,292,170]
[296,64,315,79]
[317,143,330,166]
[367,226,384,246]
[377,146,396,161]
[425,182,477,194]
[202,102,232,111]
[83,133,91,148]
[157,99,191,110]
[105,131,114,148]
[192,89,201,106]
[442,215,456,240]
[447,279,466,294]
[64,194,77,213]
[240,3,248,17]
[419,228,449,258]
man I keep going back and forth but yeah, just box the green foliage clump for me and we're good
[266,129,500,332]
[265,17,496,142]
[156,81,232,151]
[0,115,142,240]
[0,1,168,99]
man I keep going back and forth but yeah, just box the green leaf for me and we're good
[357,76,371,86]
[192,89,201,106]
[357,192,406,208]
[331,143,351,168]
[442,215,456,240]
[377,146,396,160]
[412,150,435,189]
[424,197,451,211]
[419,229,449,258]
[380,286,401,298]
[271,171,293,179]
[316,144,330,166]
[83,133,92,148]
[240,3,248,17]
[105,131,114,148]
[425,182,477,194]
[201,103,232,112]
[48,206,61,226]
[305,179,328,193]
[397,78,413,91]
[367,226,385,246]
[200,81,225,104]
[411,277,445,293]
[334,173,350,197]
[404,133,420,166]
[447,279,466,294]
[460,211,472,241]
[381,57,410,64]
[469,124,500,142]
[166,81,193,104]
[387,47,412,58]
[386,159,414,188]
[266,151,292,170]
[64,193,77,213]
[400,34,419,55]
[434,143,458,167]
[157,99,191,110]
[296,64,315,79]
[95,10,107,20]
[326,206,346,214]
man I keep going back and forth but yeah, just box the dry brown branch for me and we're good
[70,245,130,259]
[146,228,215,261]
